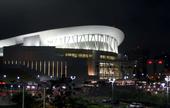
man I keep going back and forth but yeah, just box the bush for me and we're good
[113,87,167,107]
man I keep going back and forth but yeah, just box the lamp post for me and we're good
[18,85,21,92]
[22,85,25,108]
[165,76,170,108]
[109,77,115,107]
[70,76,76,95]
[3,75,7,92]
[10,84,13,96]
[43,87,46,108]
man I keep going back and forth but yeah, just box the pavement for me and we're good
[0,95,15,106]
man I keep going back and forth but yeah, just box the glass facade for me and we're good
[99,62,121,79]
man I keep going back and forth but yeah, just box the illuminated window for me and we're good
[66,53,91,58]
[52,61,54,77]
[65,53,78,58]
[100,55,115,60]
[19,61,21,64]
[65,62,67,77]
[48,61,50,76]
[78,54,82,57]
[40,61,42,72]
[44,61,46,74]
[31,61,33,69]
[100,55,106,59]
[56,61,58,77]
[99,62,116,79]
[106,56,115,60]
[77,53,89,58]
[89,54,92,58]
[61,61,63,77]
[27,61,29,68]
[23,61,25,65]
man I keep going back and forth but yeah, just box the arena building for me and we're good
[0,25,124,81]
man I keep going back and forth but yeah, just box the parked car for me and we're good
[128,102,144,108]
[102,98,111,103]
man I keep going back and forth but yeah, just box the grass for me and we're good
[88,104,112,108]
[0,105,17,108]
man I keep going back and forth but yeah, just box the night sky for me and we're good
[0,0,169,54]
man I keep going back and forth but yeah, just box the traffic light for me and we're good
[157,60,163,64]
[147,60,153,64]
[0,82,6,85]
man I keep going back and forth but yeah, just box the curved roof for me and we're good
[0,25,124,47]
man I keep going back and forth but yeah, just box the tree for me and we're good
[11,92,37,108]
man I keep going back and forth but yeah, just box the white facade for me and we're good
[0,25,124,56]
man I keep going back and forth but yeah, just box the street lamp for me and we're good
[109,77,115,107]
[161,83,165,89]
[50,76,53,79]
[17,76,20,80]
[165,76,170,108]
[124,76,128,80]
[141,73,144,76]
[3,75,6,78]
[70,76,76,80]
